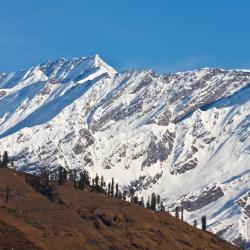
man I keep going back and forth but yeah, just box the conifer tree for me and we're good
[108,183,111,196]
[129,187,135,200]
[47,183,55,201]
[115,183,119,197]
[150,193,157,210]
[193,219,197,227]
[181,207,184,221]
[132,195,139,204]
[58,166,64,185]
[78,172,85,190]
[122,190,127,201]
[72,169,77,189]
[63,168,67,183]
[201,216,206,231]
[146,196,151,209]
[175,206,179,219]
[69,170,73,182]
[111,178,114,196]
[100,176,104,189]
[2,151,9,168]
[157,194,161,210]
[95,174,99,187]
[83,170,90,185]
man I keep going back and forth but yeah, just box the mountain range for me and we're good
[0,55,249,247]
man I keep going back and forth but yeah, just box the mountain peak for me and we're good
[39,54,116,82]
[92,54,117,76]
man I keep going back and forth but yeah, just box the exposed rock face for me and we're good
[129,172,163,193]
[142,134,172,168]
[169,185,224,212]
[0,56,250,246]
[237,192,250,217]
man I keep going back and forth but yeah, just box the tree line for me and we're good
[0,150,207,231]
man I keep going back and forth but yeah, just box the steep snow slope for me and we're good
[0,55,249,247]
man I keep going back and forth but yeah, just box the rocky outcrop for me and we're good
[169,185,224,212]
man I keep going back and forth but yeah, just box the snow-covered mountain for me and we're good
[0,55,249,247]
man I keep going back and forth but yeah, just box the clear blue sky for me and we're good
[0,0,249,73]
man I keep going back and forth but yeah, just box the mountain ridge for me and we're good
[0,55,249,247]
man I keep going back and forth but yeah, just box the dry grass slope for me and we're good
[0,168,238,250]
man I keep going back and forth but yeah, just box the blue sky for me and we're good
[0,0,249,73]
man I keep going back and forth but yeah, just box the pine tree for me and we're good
[69,170,73,182]
[72,169,77,189]
[122,190,127,201]
[132,195,139,204]
[181,207,184,221]
[58,166,64,185]
[129,187,135,200]
[2,151,9,168]
[146,196,151,209]
[175,207,179,219]
[111,178,114,197]
[150,193,157,210]
[100,176,104,189]
[95,174,99,187]
[108,183,111,196]
[63,168,67,183]
[83,170,90,185]
[201,216,206,231]
[193,219,197,227]
[157,194,161,210]
[115,183,119,198]
[47,183,55,201]
[78,172,85,190]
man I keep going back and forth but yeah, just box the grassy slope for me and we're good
[0,168,238,250]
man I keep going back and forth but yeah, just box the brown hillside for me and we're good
[0,168,238,250]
